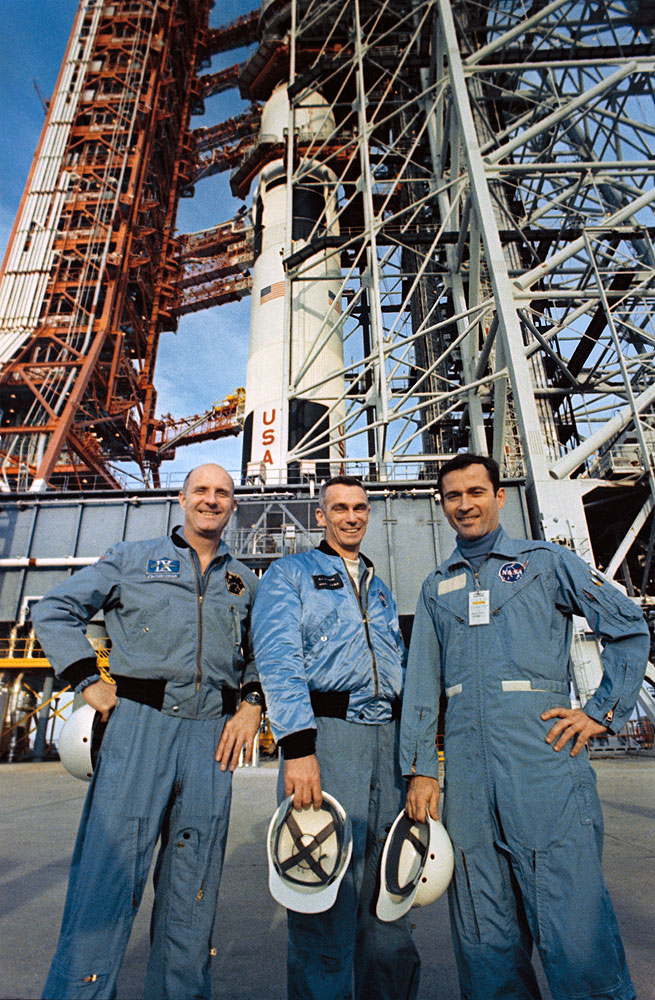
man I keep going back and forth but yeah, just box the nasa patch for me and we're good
[498,561,525,582]
[146,558,180,577]
[378,590,388,608]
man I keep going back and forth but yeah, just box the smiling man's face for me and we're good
[316,484,370,559]
[179,464,236,542]
[440,463,505,541]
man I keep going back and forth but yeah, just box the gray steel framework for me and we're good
[269,0,655,592]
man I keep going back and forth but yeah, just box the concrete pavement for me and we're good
[0,757,653,999]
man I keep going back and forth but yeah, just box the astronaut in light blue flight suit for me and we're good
[33,464,263,1000]
[401,453,649,1000]
[253,475,420,1000]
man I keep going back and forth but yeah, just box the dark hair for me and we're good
[318,475,367,511]
[437,453,501,496]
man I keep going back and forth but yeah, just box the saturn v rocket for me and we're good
[241,84,346,485]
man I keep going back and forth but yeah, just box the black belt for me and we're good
[113,675,238,715]
[310,690,402,720]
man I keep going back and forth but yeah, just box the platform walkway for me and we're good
[0,758,653,999]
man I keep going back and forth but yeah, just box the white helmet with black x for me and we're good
[267,792,353,913]
[376,810,454,922]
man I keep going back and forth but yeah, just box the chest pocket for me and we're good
[206,595,248,652]
[133,596,171,633]
[491,571,541,617]
[116,595,175,669]
[432,594,468,661]
[304,608,339,656]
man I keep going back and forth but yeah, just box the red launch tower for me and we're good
[0,1,256,491]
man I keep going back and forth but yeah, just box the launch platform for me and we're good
[0,756,653,1000]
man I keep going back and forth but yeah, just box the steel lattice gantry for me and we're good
[236,0,655,593]
[1,0,655,595]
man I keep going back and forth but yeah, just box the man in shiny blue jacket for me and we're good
[402,453,649,1000]
[33,464,262,1000]
[252,475,420,1000]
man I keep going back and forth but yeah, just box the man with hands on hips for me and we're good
[33,464,262,1000]
[253,475,420,1000]
[401,453,648,1000]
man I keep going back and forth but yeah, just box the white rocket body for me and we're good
[243,84,345,484]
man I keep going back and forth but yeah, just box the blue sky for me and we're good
[0,0,261,485]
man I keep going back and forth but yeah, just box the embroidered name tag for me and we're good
[146,558,180,577]
[499,562,525,582]
[226,570,246,596]
[312,573,344,590]
[438,574,466,595]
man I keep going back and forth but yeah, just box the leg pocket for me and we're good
[44,957,116,1000]
[287,907,354,1000]
[167,826,202,927]
[449,846,481,942]
[448,842,542,1000]
[566,750,600,828]
[517,841,633,1000]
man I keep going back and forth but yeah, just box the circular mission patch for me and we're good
[498,561,525,582]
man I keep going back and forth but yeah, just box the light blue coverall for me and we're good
[33,527,259,1000]
[400,528,649,1000]
[253,540,420,1000]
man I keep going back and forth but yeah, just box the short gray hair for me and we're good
[318,475,367,511]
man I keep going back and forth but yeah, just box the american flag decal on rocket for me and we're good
[260,281,285,304]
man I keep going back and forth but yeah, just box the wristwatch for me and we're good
[243,690,264,707]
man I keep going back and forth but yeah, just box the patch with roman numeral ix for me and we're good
[146,558,180,577]
[225,570,246,596]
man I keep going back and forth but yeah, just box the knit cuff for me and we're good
[279,728,317,760]
[61,656,100,688]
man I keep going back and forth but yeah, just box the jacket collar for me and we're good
[171,525,229,561]
[317,538,374,569]
[445,526,523,571]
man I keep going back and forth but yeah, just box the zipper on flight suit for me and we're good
[343,560,379,697]
[471,559,487,593]
[190,554,220,692]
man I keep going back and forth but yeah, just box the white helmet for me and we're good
[58,704,103,782]
[267,792,353,913]
[376,810,454,922]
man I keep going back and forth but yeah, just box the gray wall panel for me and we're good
[382,493,446,616]
[30,505,84,558]
[0,486,531,624]
[76,503,131,554]
[0,507,30,560]
[123,499,180,542]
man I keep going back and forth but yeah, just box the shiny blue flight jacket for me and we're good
[252,543,406,742]
[33,527,259,718]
